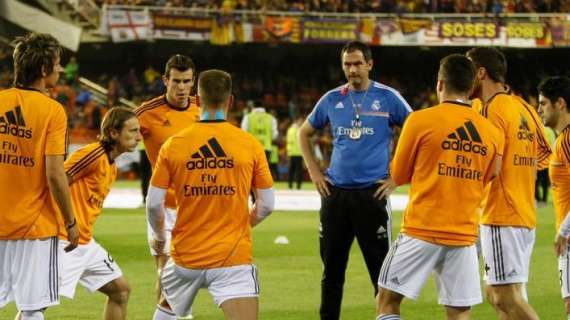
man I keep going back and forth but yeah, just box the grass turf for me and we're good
[0,202,564,319]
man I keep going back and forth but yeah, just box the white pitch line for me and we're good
[104,188,409,211]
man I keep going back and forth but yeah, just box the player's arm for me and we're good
[45,105,78,252]
[146,140,173,253]
[146,186,167,242]
[535,120,553,170]
[250,188,275,227]
[390,113,421,186]
[299,95,331,197]
[555,213,570,257]
[299,120,330,197]
[46,155,79,252]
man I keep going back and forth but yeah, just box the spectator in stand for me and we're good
[65,56,79,83]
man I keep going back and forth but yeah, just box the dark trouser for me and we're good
[139,150,151,203]
[319,184,391,320]
[535,168,550,203]
[288,156,303,189]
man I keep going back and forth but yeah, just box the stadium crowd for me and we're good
[98,0,570,13]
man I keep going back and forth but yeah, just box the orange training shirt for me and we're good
[392,101,504,246]
[151,120,273,268]
[480,93,552,228]
[550,127,570,232]
[136,95,200,208]
[57,142,117,244]
[0,87,68,240]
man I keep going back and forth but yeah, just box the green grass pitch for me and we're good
[0,201,565,319]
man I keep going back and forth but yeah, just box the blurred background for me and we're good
[1,0,569,182]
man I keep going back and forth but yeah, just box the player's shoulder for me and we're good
[135,95,166,117]
[68,142,105,160]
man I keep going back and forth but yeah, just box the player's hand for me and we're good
[64,223,79,252]
[152,238,166,255]
[374,178,396,200]
[308,166,331,197]
[554,234,569,257]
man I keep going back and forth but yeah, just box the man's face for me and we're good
[538,94,559,128]
[112,117,142,153]
[164,68,194,107]
[45,55,63,88]
[342,50,372,89]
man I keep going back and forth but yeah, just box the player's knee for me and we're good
[488,287,520,311]
[108,281,131,305]
[564,297,570,314]
[20,310,44,320]
[377,288,403,310]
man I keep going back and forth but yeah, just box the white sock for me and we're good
[153,305,177,320]
[20,310,44,320]
[377,314,401,320]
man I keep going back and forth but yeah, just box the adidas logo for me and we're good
[0,106,32,139]
[185,137,234,170]
[441,120,487,155]
[517,113,534,141]
[162,119,171,127]
[335,102,344,109]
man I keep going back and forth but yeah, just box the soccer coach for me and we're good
[298,41,412,320]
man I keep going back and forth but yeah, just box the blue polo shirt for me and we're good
[308,81,412,188]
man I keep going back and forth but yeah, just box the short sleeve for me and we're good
[65,145,103,182]
[387,90,412,127]
[151,138,173,189]
[308,93,330,130]
[45,103,68,155]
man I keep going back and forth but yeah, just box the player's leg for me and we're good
[377,234,441,318]
[77,240,128,320]
[147,205,175,301]
[12,238,60,319]
[154,259,203,319]
[434,244,481,320]
[480,226,538,320]
[562,248,570,319]
[353,187,390,297]
[98,276,131,320]
[486,284,538,320]
[220,297,258,320]
[288,156,294,189]
[208,264,260,320]
[444,307,471,320]
[319,186,355,320]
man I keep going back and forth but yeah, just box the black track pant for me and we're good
[319,184,391,320]
[535,168,550,203]
[139,150,151,203]
[288,156,303,189]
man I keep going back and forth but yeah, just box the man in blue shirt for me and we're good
[299,41,412,320]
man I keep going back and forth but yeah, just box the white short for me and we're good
[58,239,122,298]
[160,260,259,316]
[147,206,176,256]
[378,234,482,307]
[480,225,535,285]
[559,246,570,299]
[0,237,60,310]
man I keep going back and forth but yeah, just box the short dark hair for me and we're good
[466,47,507,83]
[439,54,475,95]
[538,76,570,112]
[99,107,137,150]
[164,54,195,78]
[198,69,232,107]
[12,33,62,87]
[341,41,372,62]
